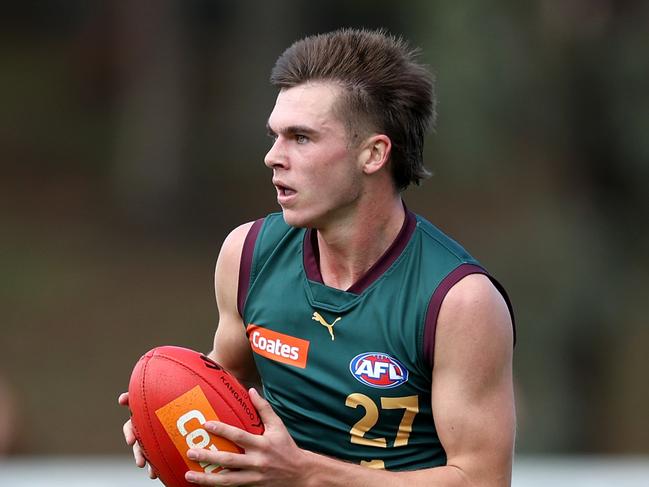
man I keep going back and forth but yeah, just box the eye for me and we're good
[295,134,309,144]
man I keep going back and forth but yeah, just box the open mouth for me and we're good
[274,181,296,197]
[278,185,296,196]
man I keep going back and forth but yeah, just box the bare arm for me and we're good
[186,273,515,486]
[207,221,260,385]
[428,273,515,485]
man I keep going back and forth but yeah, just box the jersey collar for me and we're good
[302,206,417,295]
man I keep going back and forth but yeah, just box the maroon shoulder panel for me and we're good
[237,218,265,318]
[423,264,492,367]
[423,264,516,366]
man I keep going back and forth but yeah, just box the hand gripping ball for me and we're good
[127,346,263,486]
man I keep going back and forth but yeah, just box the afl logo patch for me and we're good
[349,352,409,389]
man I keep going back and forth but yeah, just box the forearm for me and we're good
[300,450,469,487]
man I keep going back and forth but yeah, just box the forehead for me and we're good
[267,82,346,132]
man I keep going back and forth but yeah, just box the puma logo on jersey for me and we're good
[312,312,341,340]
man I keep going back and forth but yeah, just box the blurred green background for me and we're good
[1,0,648,458]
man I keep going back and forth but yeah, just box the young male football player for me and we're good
[121,28,515,486]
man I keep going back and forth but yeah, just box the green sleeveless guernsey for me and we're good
[237,209,508,471]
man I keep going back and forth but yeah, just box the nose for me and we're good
[264,138,288,169]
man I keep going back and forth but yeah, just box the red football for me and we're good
[127,346,264,486]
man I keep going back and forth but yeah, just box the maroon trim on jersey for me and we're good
[302,209,417,294]
[237,218,265,317]
[423,264,487,366]
[348,210,417,294]
[423,264,516,367]
[303,228,323,285]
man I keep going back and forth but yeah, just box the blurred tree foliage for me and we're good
[1,0,647,455]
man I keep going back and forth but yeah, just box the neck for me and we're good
[316,194,405,290]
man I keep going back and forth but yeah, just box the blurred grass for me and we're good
[1,188,221,453]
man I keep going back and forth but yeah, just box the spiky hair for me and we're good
[270,28,436,190]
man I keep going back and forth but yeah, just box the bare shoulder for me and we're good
[435,273,513,376]
[438,273,512,339]
[214,221,257,313]
[216,221,256,271]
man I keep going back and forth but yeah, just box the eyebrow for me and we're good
[266,122,318,137]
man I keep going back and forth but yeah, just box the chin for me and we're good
[280,207,317,229]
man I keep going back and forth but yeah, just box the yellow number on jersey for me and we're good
[345,393,419,448]
[360,459,386,469]
[345,393,387,447]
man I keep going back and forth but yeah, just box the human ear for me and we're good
[361,134,391,175]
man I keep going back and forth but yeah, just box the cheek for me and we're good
[298,144,361,199]
[318,161,362,201]
[315,146,359,178]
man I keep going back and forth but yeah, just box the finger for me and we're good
[147,463,158,479]
[249,388,280,427]
[187,448,248,471]
[123,419,136,445]
[117,392,129,406]
[203,421,262,449]
[185,469,260,486]
[133,442,147,468]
